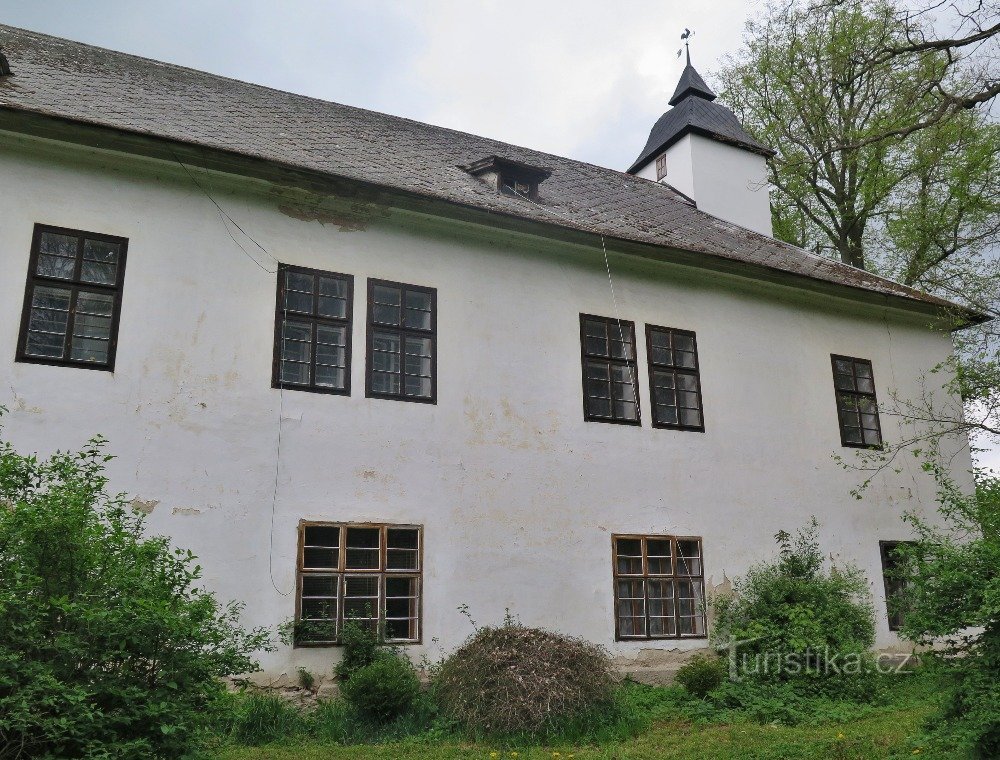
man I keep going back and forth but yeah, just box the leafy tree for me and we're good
[718,0,1000,286]
[0,421,270,759]
[896,465,1000,756]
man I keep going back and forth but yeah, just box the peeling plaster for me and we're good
[131,498,159,515]
[172,507,202,516]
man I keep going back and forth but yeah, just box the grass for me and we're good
[212,676,947,760]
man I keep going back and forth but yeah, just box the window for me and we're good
[296,523,422,645]
[613,535,706,639]
[366,279,436,403]
[646,325,704,431]
[16,224,128,371]
[831,355,882,447]
[580,314,640,424]
[655,154,667,180]
[273,265,353,394]
[880,541,915,632]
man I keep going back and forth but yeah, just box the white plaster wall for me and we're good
[0,132,972,681]
[634,135,771,236]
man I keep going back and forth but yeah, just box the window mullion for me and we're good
[62,286,81,362]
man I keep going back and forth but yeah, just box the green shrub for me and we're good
[334,619,381,682]
[0,428,270,759]
[340,653,421,723]
[224,691,302,745]
[711,518,876,687]
[433,620,615,738]
[675,653,727,698]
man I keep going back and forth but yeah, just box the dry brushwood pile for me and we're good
[434,623,615,736]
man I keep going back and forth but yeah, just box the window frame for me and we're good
[579,313,642,426]
[655,153,667,180]
[645,324,705,432]
[271,263,355,396]
[611,534,708,641]
[16,223,129,372]
[295,521,423,647]
[831,354,883,448]
[365,278,437,404]
[879,540,916,632]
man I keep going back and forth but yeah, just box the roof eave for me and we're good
[627,124,776,174]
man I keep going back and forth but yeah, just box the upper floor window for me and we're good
[273,265,353,394]
[613,534,706,639]
[880,541,916,632]
[17,224,128,371]
[655,154,667,180]
[463,155,552,201]
[580,315,640,424]
[646,325,704,431]
[831,355,882,447]
[296,522,422,645]
[366,279,436,403]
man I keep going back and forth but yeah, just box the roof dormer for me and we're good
[463,156,552,200]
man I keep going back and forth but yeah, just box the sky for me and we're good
[2,0,996,470]
[0,0,764,171]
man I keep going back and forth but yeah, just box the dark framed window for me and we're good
[880,541,916,632]
[16,224,128,371]
[296,522,422,646]
[655,154,667,180]
[646,325,704,431]
[366,279,436,403]
[831,355,882,447]
[580,314,640,424]
[273,264,353,394]
[613,535,706,639]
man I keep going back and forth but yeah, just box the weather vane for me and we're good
[677,28,694,63]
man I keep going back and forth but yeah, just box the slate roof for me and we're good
[628,60,775,173]
[0,25,974,318]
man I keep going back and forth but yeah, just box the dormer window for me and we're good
[463,156,552,201]
[655,154,667,180]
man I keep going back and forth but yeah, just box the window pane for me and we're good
[345,527,380,569]
[372,371,401,395]
[372,332,401,372]
[372,285,402,325]
[303,526,340,569]
[343,575,379,629]
[281,361,310,385]
[384,575,418,640]
[26,286,71,358]
[647,539,672,575]
[404,290,432,330]
[647,579,677,637]
[677,540,702,576]
[36,232,78,279]
[26,329,66,358]
[285,289,313,313]
[70,337,109,364]
[387,528,420,569]
[81,239,120,285]
[318,276,349,318]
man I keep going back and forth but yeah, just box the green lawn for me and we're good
[213,700,939,760]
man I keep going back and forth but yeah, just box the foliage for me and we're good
[675,654,727,698]
[711,519,877,690]
[296,667,316,692]
[0,426,270,759]
[222,692,303,745]
[719,0,1000,289]
[433,620,616,738]
[896,466,1000,757]
[334,619,382,682]
[340,653,421,723]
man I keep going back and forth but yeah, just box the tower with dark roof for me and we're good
[628,53,775,236]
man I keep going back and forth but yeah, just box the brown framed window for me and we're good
[580,314,640,424]
[296,522,422,646]
[273,265,353,394]
[831,355,882,447]
[16,224,128,371]
[366,279,436,403]
[655,154,667,180]
[613,535,706,639]
[646,325,704,431]
[880,541,915,632]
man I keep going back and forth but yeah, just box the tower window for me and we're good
[656,154,667,180]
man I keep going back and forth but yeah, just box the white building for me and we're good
[0,26,982,682]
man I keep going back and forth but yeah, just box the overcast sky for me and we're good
[0,0,763,170]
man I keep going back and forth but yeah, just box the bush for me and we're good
[223,691,302,745]
[433,620,615,737]
[334,619,381,682]
[675,653,726,698]
[0,428,270,759]
[711,518,876,687]
[340,652,421,723]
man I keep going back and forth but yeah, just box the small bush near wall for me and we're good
[0,425,270,759]
[675,654,727,698]
[340,653,421,722]
[433,619,616,738]
[711,519,878,690]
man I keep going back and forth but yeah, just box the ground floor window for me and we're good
[296,522,421,645]
[880,540,915,631]
[613,535,706,639]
